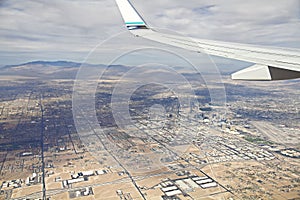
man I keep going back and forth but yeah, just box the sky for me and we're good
[0,0,300,67]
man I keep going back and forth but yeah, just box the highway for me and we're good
[39,94,46,200]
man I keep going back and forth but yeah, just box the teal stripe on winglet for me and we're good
[125,22,145,25]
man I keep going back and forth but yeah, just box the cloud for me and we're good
[0,0,299,66]
[140,0,300,44]
[192,5,216,15]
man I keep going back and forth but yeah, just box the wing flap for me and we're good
[232,64,300,81]
[231,64,272,81]
[269,66,300,80]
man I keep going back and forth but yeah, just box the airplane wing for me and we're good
[115,0,300,81]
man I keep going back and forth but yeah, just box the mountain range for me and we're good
[0,61,126,79]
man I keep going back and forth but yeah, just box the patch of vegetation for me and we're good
[244,136,273,145]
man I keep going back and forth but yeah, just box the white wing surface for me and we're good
[116,0,300,81]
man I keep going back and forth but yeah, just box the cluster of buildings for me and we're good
[116,190,133,200]
[194,135,276,164]
[159,174,218,198]
[25,173,42,186]
[280,149,300,158]
[69,187,93,199]
[1,172,43,191]
[62,169,108,188]
[1,179,22,190]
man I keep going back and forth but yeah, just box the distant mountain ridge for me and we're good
[2,60,83,69]
[0,60,131,79]
[0,60,90,79]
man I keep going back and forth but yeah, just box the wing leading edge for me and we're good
[116,0,300,81]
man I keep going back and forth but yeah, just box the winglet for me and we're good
[115,0,149,30]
